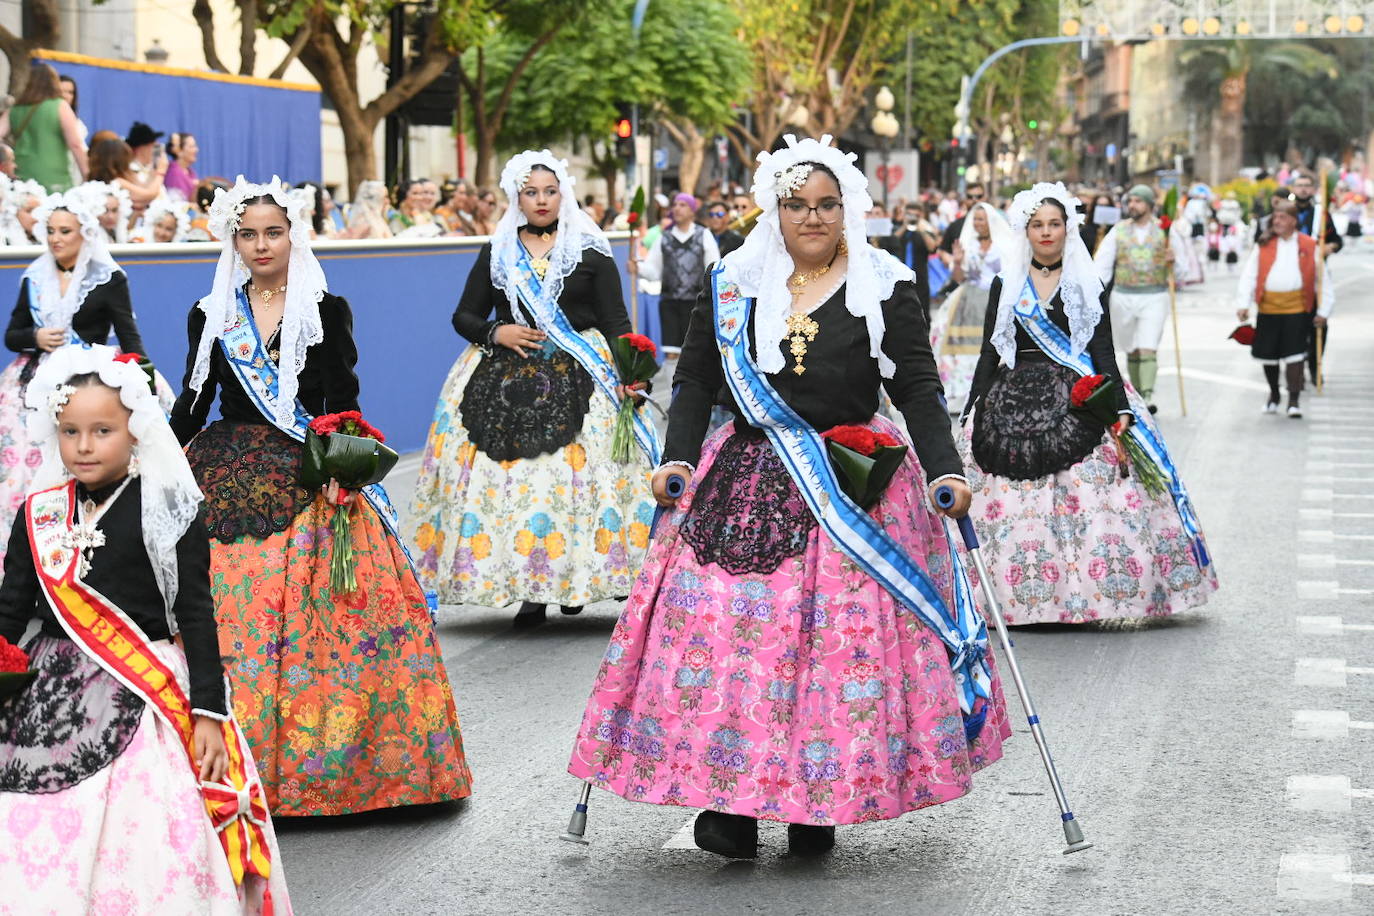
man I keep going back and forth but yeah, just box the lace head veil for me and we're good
[139,197,190,242]
[991,181,1103,369]
[188,176,326,428]
[1,179,47,245]
[26,345,203,627]
[23,190,122,334]
[957,201,1014,275]
[489,150,611,322]
[720,134,913,378]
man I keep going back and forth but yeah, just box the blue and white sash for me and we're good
[508,246,661,466]
[1010,277,1210,566]
[217,290,436,610]
[710,265,992,721]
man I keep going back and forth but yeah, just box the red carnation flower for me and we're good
[619,332,657,356]
[1070,374,1107,408]
[627,212,640,225]
[0,636,29,673]
[871,432,900,448]
[1228,324,1256,346]
[113,352,145,364]
[1159,215,1172,232]
[822,424,882,456]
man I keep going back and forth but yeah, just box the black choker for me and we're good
[523,220,559,240]
[1031,258,1062,276]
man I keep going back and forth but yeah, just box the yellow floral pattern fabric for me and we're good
[409,335,656,608]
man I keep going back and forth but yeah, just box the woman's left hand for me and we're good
[325,479,354,506]
[193,716,229,783]
[616,381,648,405]
[1113,414,1134,434]
[928,478,973,518]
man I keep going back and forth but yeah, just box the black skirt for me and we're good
[1251,312,1311,362]
[459,344,595,461]
[971,358,1105,480]
[186,420,313,542]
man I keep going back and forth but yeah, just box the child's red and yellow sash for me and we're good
[26,480,273,892]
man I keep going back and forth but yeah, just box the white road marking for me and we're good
[1298,615,1374,635]
[1303,488,1335,503]
[1285,775,1369,813]
[1301,530,1336,544]
[1298,583,1340,602]
[1301,508,1334,524]
[662,814,700,850]
[1278,850,1355,901]
[1295,658,1354,687]
[1292,710,1374,739]
[1155,366,1269,392]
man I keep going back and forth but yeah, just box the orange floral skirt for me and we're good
[211,493,472,816]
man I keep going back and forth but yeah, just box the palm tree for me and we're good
[1178,40,1337,183]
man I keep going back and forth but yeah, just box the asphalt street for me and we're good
[276,245,1374,916]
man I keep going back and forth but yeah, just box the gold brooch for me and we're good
[785,312,819,375]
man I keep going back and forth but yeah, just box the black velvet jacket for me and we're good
[965,276,1129,420]
[663,277,962,481]
[169,292,361,444]
[6,273,145,354]
[0,478,227,715]
[451,244,631,345]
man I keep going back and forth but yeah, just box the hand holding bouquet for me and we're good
[1069,375,1165,494]
[0,635,34,702]
[301,411,399,595]
[822,425,909,511]
[610,333,658,463]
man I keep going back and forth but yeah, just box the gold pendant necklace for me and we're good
[784,312,820,375]
[786,261,832,296]
[252,282,288,305]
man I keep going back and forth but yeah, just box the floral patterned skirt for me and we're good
[959,388,1218,625]
[408,338,655,609]
[568,419,1010,827]
[0,354,43,571]
[208,491,472,817]
[0,637,291,915]
[930,283,987,415]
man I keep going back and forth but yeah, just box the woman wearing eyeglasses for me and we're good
[568,135,1009,860]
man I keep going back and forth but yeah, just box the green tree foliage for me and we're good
[1178,39,1336,182]
[1241,39,1372,164]
[469,0,750,194]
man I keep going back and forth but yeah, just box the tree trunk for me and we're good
[1215,72,1247,185]
[339,107,380,198]
[473,127,496,189]
[0,0,60,94]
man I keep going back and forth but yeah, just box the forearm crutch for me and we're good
[561,472,688,844]
[936,486,1093,855]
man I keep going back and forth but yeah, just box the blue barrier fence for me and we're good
[0,236,654,454]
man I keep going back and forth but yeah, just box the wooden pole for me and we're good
[1167,272,1187,416]
[1314,167,1329,393]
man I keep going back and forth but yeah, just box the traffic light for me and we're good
[1027,119,1039,130]
[613,103,634,159]
[949,137,960,149]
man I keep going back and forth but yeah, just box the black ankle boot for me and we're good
[693,811,758,859]
[559,605,583,616]
[513,602,546,629]
[787,823,836,855]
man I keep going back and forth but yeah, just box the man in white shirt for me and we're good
[1234,199,1334,418]
[1093,185,1175,411]
[629,192,720,356]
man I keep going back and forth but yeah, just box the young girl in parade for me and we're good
[408,150,657,628]
[0,345,289,913]
[0,189,150,567]
[567,136,1009,859]
[960,182,1217,625]
[169,177,470,816]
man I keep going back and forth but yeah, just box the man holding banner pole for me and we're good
[1289,169,1342,388]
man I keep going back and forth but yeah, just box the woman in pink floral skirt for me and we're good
[958,182,1217,625]
[568,136,1010,860]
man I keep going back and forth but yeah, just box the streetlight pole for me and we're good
[870,86,900,209]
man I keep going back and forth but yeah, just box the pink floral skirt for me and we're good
[958,397,1218,625]
[0,638,291,915]
[0,355,43,569]
[568,419,1010,827]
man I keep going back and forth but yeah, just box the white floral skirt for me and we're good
[408,336,656,609]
